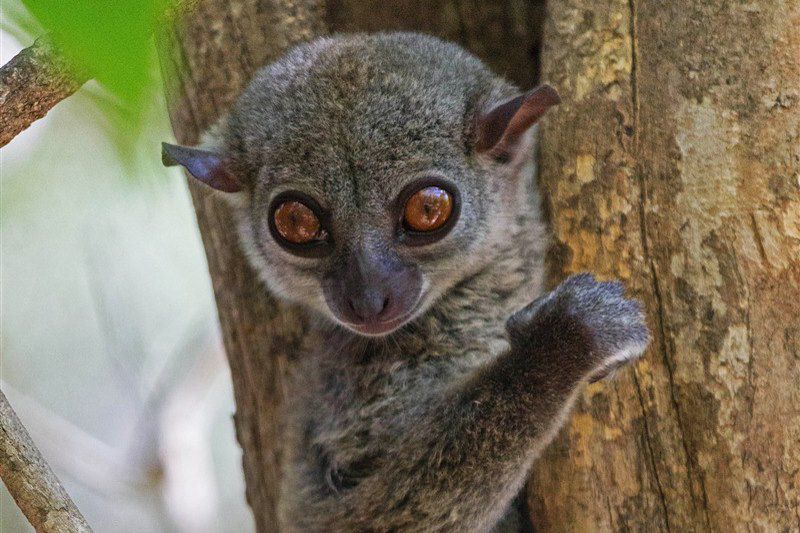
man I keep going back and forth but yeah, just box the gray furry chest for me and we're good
[296,316,509,431]
[282,284,520,485]
[308,357,478,442]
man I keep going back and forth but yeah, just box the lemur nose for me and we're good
[348,292,391,322]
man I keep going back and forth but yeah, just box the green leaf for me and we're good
[8,0,177,159]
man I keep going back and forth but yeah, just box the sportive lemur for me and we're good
[163,32,650,532]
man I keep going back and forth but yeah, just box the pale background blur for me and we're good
[0,23,255,533]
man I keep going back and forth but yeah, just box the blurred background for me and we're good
[0,3,254,531]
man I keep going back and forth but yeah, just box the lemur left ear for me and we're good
[161,142,242,193]
[476,84,561,161]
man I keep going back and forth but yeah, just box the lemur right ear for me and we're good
[161,142,242,193]
[476,84,560,162]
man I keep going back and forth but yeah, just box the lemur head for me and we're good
[163,33,558,336]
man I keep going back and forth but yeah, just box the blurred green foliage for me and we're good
[5,0,177,157]
[20,0,170,102]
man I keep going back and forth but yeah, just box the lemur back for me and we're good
[163,32,650,532]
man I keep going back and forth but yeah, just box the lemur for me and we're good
[163,32,650,532]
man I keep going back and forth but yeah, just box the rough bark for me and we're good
[530,1,800,531]
[0,389,93,533]
[0,37,87,148]
[157,1,544,530]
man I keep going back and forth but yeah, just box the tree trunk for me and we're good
[530,1,800,531]
[157,1,544,530]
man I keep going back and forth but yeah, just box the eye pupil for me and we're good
[274,200,322,244]
[403,186,453,232]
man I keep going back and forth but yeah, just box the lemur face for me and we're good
[264,180,461,336]
[240,97,492,336]
[162,34,558,337]
[249,154,474,337]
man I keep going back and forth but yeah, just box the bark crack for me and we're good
[748,212,770,268]
[628,0,712,528]
[650,264,713,530]
[627,1,677,530]
[628,0,639,132]
[631,369,672,532]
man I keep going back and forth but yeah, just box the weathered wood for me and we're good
[0,37,87,148]
[0,389,93,533]
[531,1,800,530]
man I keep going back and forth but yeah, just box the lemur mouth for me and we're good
[339,295,425,337]
[348,313,413,336]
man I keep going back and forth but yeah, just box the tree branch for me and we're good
[0,388,93,533]
[0,36,88,148]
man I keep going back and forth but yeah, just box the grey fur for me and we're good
[191,33,649,532]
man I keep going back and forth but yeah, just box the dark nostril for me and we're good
[381,297,390,313]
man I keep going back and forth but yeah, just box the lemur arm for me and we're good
[300,275,648,532]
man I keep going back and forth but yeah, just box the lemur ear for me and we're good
[475,84,561,161]
[161,142,242,193]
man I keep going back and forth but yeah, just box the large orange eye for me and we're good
[273,200,323,244]
[403,186,453,232]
